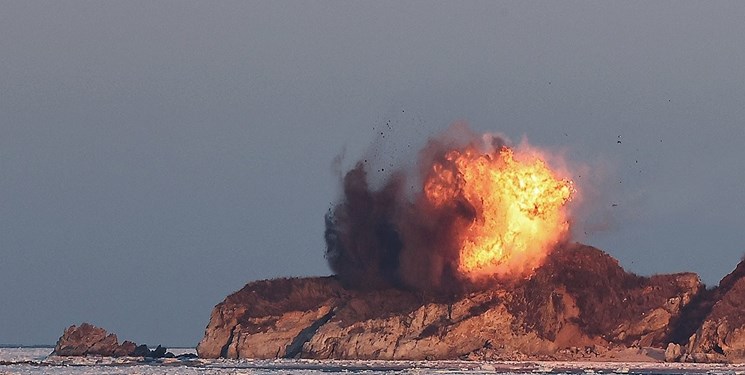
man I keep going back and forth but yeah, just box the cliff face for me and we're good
[686,258,745,362]
[197,244,703,360]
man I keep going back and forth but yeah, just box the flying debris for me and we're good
[325,124,576,292]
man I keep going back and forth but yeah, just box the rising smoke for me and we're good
[324,124,534,293]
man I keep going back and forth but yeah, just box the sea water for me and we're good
[2,347,745,374]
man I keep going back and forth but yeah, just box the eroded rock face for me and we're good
[53,323,131,357]
[519,245,700,348]
[197,244,703,360]
[686,259,745,362]
[53,323,173,358]
[196,277,347,359]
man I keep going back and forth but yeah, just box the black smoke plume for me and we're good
[324,125,508,293]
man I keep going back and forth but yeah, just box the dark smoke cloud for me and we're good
[324,124,509,293]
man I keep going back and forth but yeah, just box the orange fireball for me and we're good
[424,144,574,280]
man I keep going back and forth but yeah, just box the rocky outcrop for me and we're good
[685,258,745,362]
[197,244,703,360]
[53,323,132,357]
[53,323,173,358]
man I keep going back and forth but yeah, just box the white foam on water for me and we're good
[4,348,745,374]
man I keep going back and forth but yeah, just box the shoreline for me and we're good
[5,354,745,373]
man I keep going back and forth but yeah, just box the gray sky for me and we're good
[2,1,744,346]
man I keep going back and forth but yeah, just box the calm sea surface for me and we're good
[3,347,745,374]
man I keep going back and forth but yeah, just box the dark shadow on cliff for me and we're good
[666,257,745,345]
[512,243,701,346]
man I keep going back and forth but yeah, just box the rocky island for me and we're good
[52,323,180,359]
[52,129,745,364]
[196,243,745,363]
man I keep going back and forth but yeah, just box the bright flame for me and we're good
[424,145,574,279]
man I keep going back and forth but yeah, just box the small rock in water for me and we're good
[132,344,151,357]
[151,345,167,358]
[113,341,137,357]
[53,323,135,357]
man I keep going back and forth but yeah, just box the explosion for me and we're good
[424,146,573,280]
[325,125,575,292]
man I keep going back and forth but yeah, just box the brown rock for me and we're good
[113,340,137,357]
[53,323,153,357]
[197,276,345,359]
[87,333,119,356]
[665,342,682,362]
[686,259,745,362]
[197,244,702,360]
[518,245,701,347]
[54,323,113,356]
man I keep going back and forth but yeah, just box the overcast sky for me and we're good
[2,1,745,346]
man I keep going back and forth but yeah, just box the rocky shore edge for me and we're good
[51,323,196,359]
[52,243,745,363]
[196,243,745,363]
